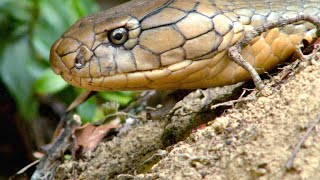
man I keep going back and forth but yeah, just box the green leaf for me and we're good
[32,0,99,60]
[0,0,10,7]
[0,0,101,122]
[76,97,97,123]
[0,0,32,22]
[98,91,135,106]
[0,0,32,41]
[0,37,38,120]
[71,0,97,17]
[33,68,68,94]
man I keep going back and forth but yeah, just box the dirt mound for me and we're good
[54,60,320,179]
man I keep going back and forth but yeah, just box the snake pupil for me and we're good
[114,33,123,40]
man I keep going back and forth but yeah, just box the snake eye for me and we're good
[108,27,128,45]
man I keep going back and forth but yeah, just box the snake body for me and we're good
[50,0,320,91]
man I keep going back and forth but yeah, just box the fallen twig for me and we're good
[285,113,320,169]
[211,97,256,109]
[31,114,82,180]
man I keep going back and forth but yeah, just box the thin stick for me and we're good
[286,113,320,169]
[211,97,255,109]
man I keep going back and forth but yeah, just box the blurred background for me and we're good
[0,0,131,178]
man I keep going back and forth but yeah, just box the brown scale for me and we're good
[50,0,320,91]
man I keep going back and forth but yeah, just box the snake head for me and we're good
[50,0,181,91]
[50,0,233,91]
[49,6,143,90]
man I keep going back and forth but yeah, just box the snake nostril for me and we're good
[75,53,85,69]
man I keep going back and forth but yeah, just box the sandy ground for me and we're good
[55,59,320,179]
[139,60,320,180]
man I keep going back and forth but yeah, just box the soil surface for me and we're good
[139,60,320,180]
[55,59,320,180]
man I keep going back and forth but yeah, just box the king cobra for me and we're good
[50,0,320,91]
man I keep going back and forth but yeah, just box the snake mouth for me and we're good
[49,53,62,75]
[49,38,64,75]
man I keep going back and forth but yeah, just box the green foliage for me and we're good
[76,97,98,123]
[0,37,39,119]
[34,68,68,94]
[0,0,135,121]
[99,91,136,106]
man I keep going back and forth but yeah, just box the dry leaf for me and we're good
[74,124,119,152]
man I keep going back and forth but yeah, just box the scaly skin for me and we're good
[50,0,320,91]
